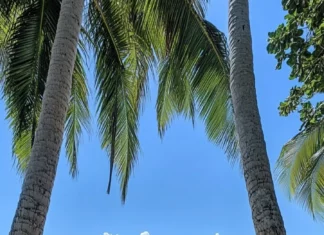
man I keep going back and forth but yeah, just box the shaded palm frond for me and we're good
[0,0,31,17]
[3,0,90,176]
[3,0,60,173]
[276,121,324,219]
[0,15,10,81]
[86,0,153,202]
[135,0,209,59]
[65,50,90,177]
[0,8,25,82]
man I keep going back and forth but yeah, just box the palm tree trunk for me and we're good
[228,0,286,234]
[9,0,84,234]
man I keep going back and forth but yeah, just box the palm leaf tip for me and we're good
[87,0,151,201]
[276,122,324,219]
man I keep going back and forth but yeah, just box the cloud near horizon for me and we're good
[140,232,150,235]
[104,231,149,235]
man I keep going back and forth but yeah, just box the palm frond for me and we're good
[140,0,239,160]
[86,0,153,202]
[194,21,239,162]
[3,0,90,176]
[65,50,90,177]
[276,121,324,219]
[3,0,60,173]
[156,57,195,136]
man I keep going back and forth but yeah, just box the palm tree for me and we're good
[1,0,90,177]
[276,120,324,220]
[227,0,286,233]
[2,0,237,233]
[7,0,85,233]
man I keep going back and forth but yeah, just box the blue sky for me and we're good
[1,0,324,235]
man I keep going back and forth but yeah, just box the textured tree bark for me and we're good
[9,0,84,234]
[228,0,286,234]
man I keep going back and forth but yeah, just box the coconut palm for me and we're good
[1,0,90,177]
[6,0,85,233]
[276,120,324,220]
[1,0,237,233]
[227,0,286,234]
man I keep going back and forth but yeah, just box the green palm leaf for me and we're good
[139,0,239,160]
[276,121,324,219]
[195,21,239,162]
[86,0,153,201]
[65,51,90,177]
[156,57,195,136]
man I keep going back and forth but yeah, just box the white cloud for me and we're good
[104,231,148,235]
[140,231,150,235]
[215,233,220,235]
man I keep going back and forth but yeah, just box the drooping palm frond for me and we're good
[276,121,324,220]
[137,0,239,160]
[4,0,60,172]
[65,51,90,177]
[156,53,196,136]
[86,0,153,202]
[194,21,239,162]
[2,0,90,176]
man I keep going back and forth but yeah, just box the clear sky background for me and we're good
[1,0,324,235]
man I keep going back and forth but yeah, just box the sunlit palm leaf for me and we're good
[86,0,153,201]
[156,57,195,136]
[195,21,239,162]
[139,0,239,160]
[276,121,324,219]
